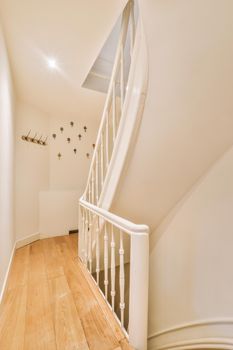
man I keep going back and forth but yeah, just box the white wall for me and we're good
[0,26,15,300]
[113,0,233,231]
[15,101,49,241]
[148,145,233,349]
[15,101,102,240]
[38,114,100,237]
[49,114,99,191]
[39,191,79,238]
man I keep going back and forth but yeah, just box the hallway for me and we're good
[0,234,132,350]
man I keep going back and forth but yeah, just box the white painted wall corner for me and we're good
[15,232,40,249]
[0,242,16,304]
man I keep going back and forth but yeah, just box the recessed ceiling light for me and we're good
[47,58,58,70]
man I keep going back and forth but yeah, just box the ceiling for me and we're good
[0,0,127,118]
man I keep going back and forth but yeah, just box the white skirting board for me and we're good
[0,232,70,304]
[15,232,40,249]
[149,337,233,350]
[0,242,16,304]
[148,319,233,350]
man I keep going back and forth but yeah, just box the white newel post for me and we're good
[129,233,149,350]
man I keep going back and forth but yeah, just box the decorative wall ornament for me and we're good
[21,130,48,146]
[51,122,93,160]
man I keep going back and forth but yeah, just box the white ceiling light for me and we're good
[47,58,58,70]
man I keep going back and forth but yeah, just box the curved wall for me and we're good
[110,1,233,348]
[113,0,233,230]
[148,145,233,349]
[0,25,15,301]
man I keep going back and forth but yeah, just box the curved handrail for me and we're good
[80,198,149,236]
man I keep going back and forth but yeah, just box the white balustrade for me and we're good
[104,223,109,299]
[91,170,94,205]
[100,133,104,187]
[81,1,134,206]
[88,211,92,273]
[79,198,149,350]
[95,152,99,204]
[96,216,100,286]
[119,229,125,327]
[105,111,109,168]
[111,225,116,312]
[112,82,116,141]
[78,2,149,349]
[120,45,124,113]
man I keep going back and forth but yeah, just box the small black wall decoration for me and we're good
[51,122,93,160]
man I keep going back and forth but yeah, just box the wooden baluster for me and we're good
[100,133,104,189]
[96,216,100,285]
[112,81,116,141]
[84,209,88,266]
[105,111,109,169]
[95,151,99,204]
[129,0,135,58]
[88,211,92,273]
[81,207,85,260]
[120,44,124,113]
[104,222,109,299]
[88,182,91,203]
[119,229,125,327]
[91,170,94,204]
[110,225,116,312]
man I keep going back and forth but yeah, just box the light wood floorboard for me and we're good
[0,234,133,350]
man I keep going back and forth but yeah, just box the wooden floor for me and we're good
[0,234,133,350]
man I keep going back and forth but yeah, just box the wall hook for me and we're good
[37,135,43,145]
[21,131,48,146]
[42,136,48,146]
[21,129,31,141]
